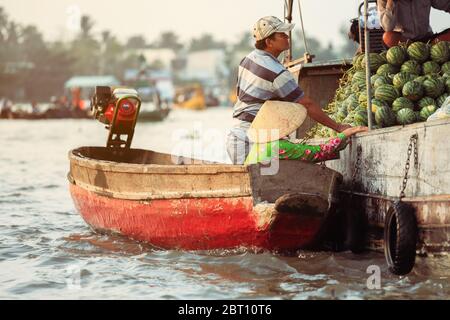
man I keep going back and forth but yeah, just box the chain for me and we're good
[399,133,418,199]
[350,145,362,193]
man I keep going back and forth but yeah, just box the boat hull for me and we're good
[70,184,325,251]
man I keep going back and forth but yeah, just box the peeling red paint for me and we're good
[70,184,323,251]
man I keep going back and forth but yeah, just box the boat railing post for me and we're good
[363,0,374,130]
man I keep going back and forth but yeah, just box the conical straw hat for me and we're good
[247,101,307,143]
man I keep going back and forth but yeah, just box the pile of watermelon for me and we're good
[313,41,450,138]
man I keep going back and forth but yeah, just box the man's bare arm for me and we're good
[378,0,396,31]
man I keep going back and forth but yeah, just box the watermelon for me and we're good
[396,108,417,125]
[414,75,427,84]
[362,53,385,72]
[352,71,366,84]
[347,101,359,113]
[422,61,441,75]
[352,54,365,70]
[370,74,380,86]
[442,61,450,74]
[414,111,421,122]
[401,60,422,75]
[343,112,356,124]
[392,97,414,112]
[370,98,388,113]
[417,96,436,109]
[377,63,399,76]
[422,78,445,98]
[437,93,449,107]
[392,72,414,90]
[445,77,450,93]
[374,76,391,89]
[407,42,430,63]
[386,46,407,66]
[358,91,370,105]
[375,84,399,104]
[352,54,362,66]
[430,41,450,64]
[354,109,369,126]
[351,81,366,92]
[402,80,424,101]
[375,105,396,127]
[379,51,387,63]
[419,105,437,121]
[344,86,353,96]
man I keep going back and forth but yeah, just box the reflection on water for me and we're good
[0,109,449,299]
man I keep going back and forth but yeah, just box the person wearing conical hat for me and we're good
[226,16,354,165]
[244,101,367,165]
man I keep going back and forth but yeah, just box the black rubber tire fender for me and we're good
[384,200,418,275]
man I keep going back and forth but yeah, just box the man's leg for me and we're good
[382,31,407,48]
[226,132,251,165]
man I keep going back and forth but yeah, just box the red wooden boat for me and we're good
[68,147,343,252]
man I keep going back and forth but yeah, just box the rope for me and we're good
[297,0,309,53]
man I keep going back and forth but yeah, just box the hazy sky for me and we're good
[1,0,449,48]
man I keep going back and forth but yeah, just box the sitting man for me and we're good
[378,0,450,47]
[226,16,351,165]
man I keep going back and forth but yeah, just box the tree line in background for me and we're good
[0,7,358,102]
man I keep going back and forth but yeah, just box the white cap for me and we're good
[252,16,295,41]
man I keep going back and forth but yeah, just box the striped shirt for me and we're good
[232,49,304,118]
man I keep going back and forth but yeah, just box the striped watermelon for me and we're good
[343,112,356,124]
[407,42,429,62]
[370,74,380,86]
[370,98,388,113]
[354,109,369,126]
[351,82,366,93]
[352,71,366,84]
[374,76,391,89]
[417,96,436,109]
[430,41,450,64]
[422,61,441,75]
[362,53,386,72]
[386,46,407,66]
[375,84,399,103]
[419,105,437,121]
[445,77,450,93]
[414,111,421,121]
[442,62,450,74]
[379,51,388,63]
[344,86,353,96]
[377,64,398,76]
[437,93,449,107]
[392,97,414,112]
[422,78,445,98]
[358,92,371,105]
[392,72,414,90]
[414,75,427,84]
[396,108,417,125]
[375,105,396,127]
[352,54,365,70]
[402,80,424,101]
[401,60,422,75]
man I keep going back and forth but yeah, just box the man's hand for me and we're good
[335,123,352,133]
[342,126,368,137]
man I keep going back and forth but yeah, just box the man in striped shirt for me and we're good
[226,16,351,164]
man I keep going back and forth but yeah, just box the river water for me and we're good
[0,107,449,299]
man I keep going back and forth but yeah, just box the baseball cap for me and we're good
[252,16,295,41]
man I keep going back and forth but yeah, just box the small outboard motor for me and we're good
[91,86,141,148]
